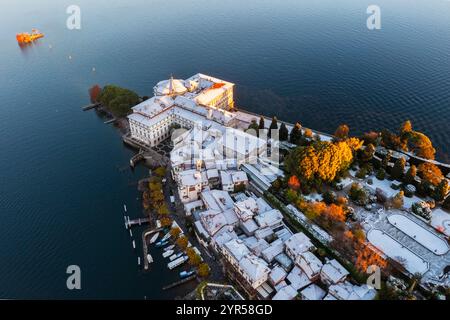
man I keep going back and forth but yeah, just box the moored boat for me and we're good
[161,232,171,242]
[149,232,159,244]
[163,244,175,251]
[167,255,188,270]
[147,254,153,264]
[180,270,196,279]
[162,249,174,258]
[155,239,168,247]
[169,252,183,261]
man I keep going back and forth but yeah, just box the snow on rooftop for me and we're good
[239,255,270,283]
[388,214,449,255]
[254,209,283,228]
[300,284,326,300]
[224,239,250,262]
[321,259,349,284]
[367,229,429,275]
[272,285,298,300]
[286,266,312,291]
[269,266,287,285]
[285,233,315,256]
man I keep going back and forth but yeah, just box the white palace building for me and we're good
[128,73,238,147]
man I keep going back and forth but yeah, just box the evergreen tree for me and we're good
[361,143,375,162]
[268,116,278,139]
[335,124,350,141]
[290,122,302,144]
[391,157,406,181]
[247,119,259,136]
[258,116,265,130]
[404,165,417,184]
[433,179,449,202]
[279,123,289,141]
[443,195,450,210]
[382,151,392,169]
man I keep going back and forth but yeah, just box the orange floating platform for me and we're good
[16,29,44,43]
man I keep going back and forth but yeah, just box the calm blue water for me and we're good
[0,0,449,298]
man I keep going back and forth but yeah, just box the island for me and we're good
[86,73,450,300]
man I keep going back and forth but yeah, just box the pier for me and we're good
[162,274,197,290]
[104,118,116,124]
[82,103,100,111]
[142,227,163,270]
[124,216,150,229]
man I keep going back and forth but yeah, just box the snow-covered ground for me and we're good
[367,229,429,275]
[388,214,449,255]
[365,177,421,210]
[431,208,450,237]
[361,208,450,287]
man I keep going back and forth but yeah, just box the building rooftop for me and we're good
[223,239,250,262]
[254,209,283,228]
[300,284,326,300]
[272,285,298,300]
[285,233,315,257]
[286,266,312,291]
[321,259,349,284]
[238,254,270,284]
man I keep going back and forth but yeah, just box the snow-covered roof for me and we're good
[220,171,233,186]
[269,266,287,285]
[300,284,326,300]
[206,169,219,179]
[154,77,187,96]
[179,170,207,187]
[254,209,283,228]
[298,252,323,279]
[234,197,258,221]
[223,239,250,262]
[320,259,349,284]
[328,281,377,300]
[232,171,248,184]
[286,266,312,291]
[272,285,297,300]
[239,255,270,284]
[199,210,227,236]
[212,226,238,248]
[222,209,239,225]
[241,219,259,234]
[254,227,274,240]
[262,239,285,262]
[285,233,315,257]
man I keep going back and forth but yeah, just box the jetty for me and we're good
[82,103,100,111]
[124,216,150,229]
[130,149,145,168]
[162,274,197,290]
[104,118,116,124]
[142,227,163,270]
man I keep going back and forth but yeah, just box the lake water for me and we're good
[0,0,449,298]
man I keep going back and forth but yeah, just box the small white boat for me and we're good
[169,252,183,261]
[147,254,153,264]
[163,244,175,252]
[180,270,196,279]
[149,232,159,244]
[168,255,188,270]
[161,232,171,242]
[162,249,174,258]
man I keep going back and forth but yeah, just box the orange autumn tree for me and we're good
[418,162,443,186]
[323,204,346,222]
[355,242,387,273]
[288,175,301,190]
[89,84,102,103]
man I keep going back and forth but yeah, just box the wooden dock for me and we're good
[82,103,100,111]
[124,216,150,229]
[162,274,197,290]
[104,118,116,124]
[142,227,163,270]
